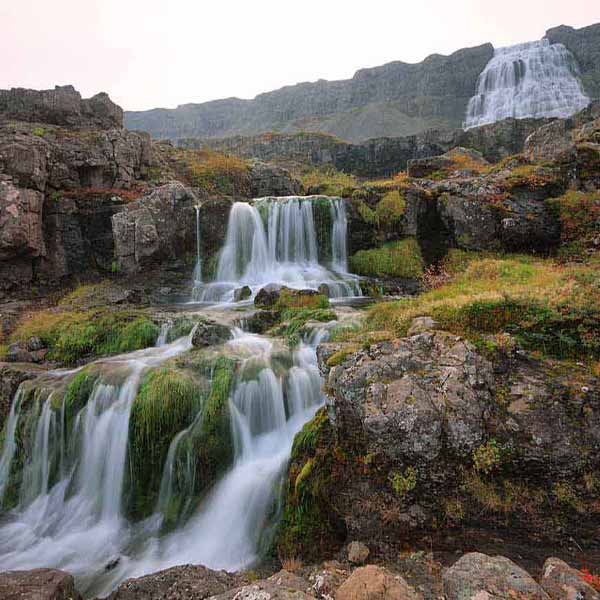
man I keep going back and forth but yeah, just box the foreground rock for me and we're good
[336,565,423,600]
[0,568,82,600]
[443,553,550,599]
[106,564,245,599]
[541,557,600,600]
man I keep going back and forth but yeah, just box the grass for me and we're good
[11,309,159,365]
[300,167,358,196]
[364,251,600,360]
[349,238,424,279]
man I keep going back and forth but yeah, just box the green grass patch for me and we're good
[349,238,424,278]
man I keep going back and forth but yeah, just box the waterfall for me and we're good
[0,320,329,597]
[193,205,202,285]
[464,38,590,129]
[192,196,361,303]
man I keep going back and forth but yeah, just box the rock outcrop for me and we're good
[0,85,123,129]
[0,568,82,600]
[125,43,494,142]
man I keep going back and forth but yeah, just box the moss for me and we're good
[349,238,424,278]
[276,289,330,312]
[391,466,417,501]
[166,316,202,344]
[375,190,406,226]
[127,368,203,519]
[277,409,346,560]
[472,440,502,475]
[325,345,360,368]
[61,368,99,435]
[356,200,378,225]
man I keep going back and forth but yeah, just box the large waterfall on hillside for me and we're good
[0,324,328,597]
[193,196,361,303]
[464,38,590,129]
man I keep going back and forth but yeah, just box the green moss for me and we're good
[356,200,378,225]
[278,408,346,560]
[375,190,406,226]
[61,369,98,435]
[165,316,201,344]
[391,466,417,501]
[325,346,360,368]
[349,238,424,278]
[127,368,203,519]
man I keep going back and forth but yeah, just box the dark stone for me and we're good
[191,321,231,348]
[239,310,280,334]
[254,283,284,308]
[233,285,252,302]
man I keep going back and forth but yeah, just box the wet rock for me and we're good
[6,343,32,364]
[191,321,231,348]
[0,362,44,426]
[106,564,245,599]
[241,310,280,335]
[336,565,423,600]
[406,316,438,336]
[26,336,44,352]
[347,541,370,565]
[255,284,284,308]
[234,286,252,302]
[443,553,549,600]
[541,557,600,600]
[0,568,82,600]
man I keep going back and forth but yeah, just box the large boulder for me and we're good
[248,159,302,197]
[336,565,423,600]
[443,553,549,600]
[112,182,197,273]
[524,120,577,164]
[106,564,244,599]
[0,568,82,600]
[541,557,600,600]
[191,321,231,348]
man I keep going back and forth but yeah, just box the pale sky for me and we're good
[2,0,599,111]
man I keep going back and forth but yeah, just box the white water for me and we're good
[0,323,328,598]
[464,38,590,129]
[192,196,361,303]
[0,333,194,595]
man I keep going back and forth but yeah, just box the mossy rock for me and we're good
[127,367,205,520]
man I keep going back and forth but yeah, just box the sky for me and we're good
[2,0,599,112]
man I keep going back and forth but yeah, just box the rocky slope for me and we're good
[124,23,600,143]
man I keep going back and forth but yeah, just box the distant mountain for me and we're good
[125,23,600,143]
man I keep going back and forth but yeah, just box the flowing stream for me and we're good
[464,38,590,129]
[0,321,328,597]
[192,195,361,303]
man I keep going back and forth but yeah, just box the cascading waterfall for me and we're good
[464,38,590,129]
[192,195,361,303]
[0,319,329,597]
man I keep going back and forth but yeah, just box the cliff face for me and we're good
[0,85,123,129]
[125,44,494,142]
[546,23,600,100]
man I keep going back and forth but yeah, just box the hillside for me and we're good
[124,23,600,142]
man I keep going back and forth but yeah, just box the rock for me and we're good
[336,565,423,600]
[106,564,245,599]
[325,332,495,465]
[248,160,302,197]
[240,310,280,334]
[406,316,438,336]
[308,562,349,598]
[255,284,284,308]
[407,147,489,179]
[443,553,550,600]
[0,568,82,600]
[0,362,44,426]
[234,286,252,302]
[541,557,600,599]
[112,183,197,273]
[191,321,231,348]
[524,120,576,164]
[0,85,123,129]
[211,570,314,599]
[0,180,45,260]
[347,541,370,565]
[26,336,44,352]
[6,343,32,364]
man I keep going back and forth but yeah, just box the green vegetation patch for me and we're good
[128,368,204,519]
[349,238,424,279]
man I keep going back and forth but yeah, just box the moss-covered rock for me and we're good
[349,238,424,279]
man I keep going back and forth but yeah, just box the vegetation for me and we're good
[300,167,358,197]
[11,308,159,365]
[128,368,203,519]
[364,251,600,360]
[349,238,424,278]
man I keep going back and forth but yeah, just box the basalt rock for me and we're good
[248,159,302,197]
[0,85,123,129]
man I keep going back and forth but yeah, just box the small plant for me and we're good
[281,557,303,572]
[472,439,502,475]
[32,126,45,136]
[391,466,417,500]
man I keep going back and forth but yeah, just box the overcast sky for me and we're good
[2,0,599,111]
